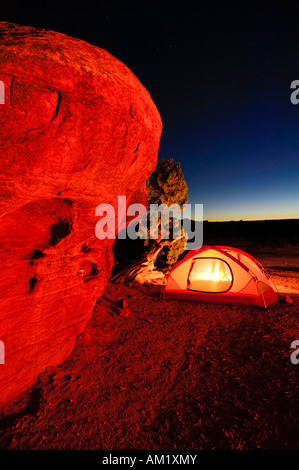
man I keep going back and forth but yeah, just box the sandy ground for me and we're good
[0,248,299,450]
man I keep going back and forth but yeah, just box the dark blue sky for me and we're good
[2,0,299,220]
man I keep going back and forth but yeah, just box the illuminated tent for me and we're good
[162,246,278,308]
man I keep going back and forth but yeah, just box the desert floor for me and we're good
[0,245,299,450]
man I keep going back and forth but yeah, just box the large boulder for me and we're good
[0,22,162,406]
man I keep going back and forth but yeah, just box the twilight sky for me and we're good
[1,0,299,221]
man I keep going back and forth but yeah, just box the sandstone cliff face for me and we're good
[0,22,162,406]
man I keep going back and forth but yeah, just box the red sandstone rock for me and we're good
[0,22,162,406]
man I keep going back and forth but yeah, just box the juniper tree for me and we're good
[111,158,189,283]
[143,158,188,265]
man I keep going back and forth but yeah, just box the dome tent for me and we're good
[162,246,278,308]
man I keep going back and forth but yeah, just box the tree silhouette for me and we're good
[142,158,188,265]
[111,158,188,283]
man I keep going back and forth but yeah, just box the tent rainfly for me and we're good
[162,245,278,308]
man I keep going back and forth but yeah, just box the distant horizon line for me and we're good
[191,217,299,223]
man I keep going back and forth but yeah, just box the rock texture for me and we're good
[0,22,162,406]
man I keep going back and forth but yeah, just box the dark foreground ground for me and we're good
[0,240,298,450]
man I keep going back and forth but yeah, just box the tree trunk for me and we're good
[110,239,175,284]
[142,239,173,262]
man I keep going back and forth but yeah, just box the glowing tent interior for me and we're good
[162,246,278,308]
